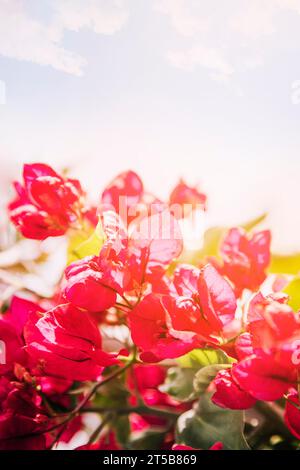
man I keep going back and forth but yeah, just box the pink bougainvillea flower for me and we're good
[169,179,207,217]
[247,291,289,324]
[0,296,48,375]
[0,378,47,450]
[101,170,144,223]
[128,208,183,287]
[2,295,44,336]
[284,389,300,439]
[171,263,237,339]
[24,303,118,381]
[235,333,254,361]
[220,228,271,293]
[129,264,237,361]
[64,255,118,312]
[64,209,183,309]
[232,354,296,401]
[230,293,300,401]
[173,264,199,297]
[0,320,24,375]
[128,294,199,362]
[197,263,237,332]
[247,292,300,368]
[0,295,43,374]
[212,368,256,410]
[8,163,85,239]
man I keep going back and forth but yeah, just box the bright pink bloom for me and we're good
[232,354,296,401]
[2,295,43,336]
[212,368,256,410]
[172,444,199,450]
[247,292,300,368]
[197,263,237,332]
[101,170,144,223]
[235,333,254,360]
[8,163,84,239]
[64,209,183,308]
[0,320,24,375]
[173,264,199,296]
[129,265,237,361]
[129,294,199,362]
[220,228,271,293]
[171,263,237,339]
[24,303,118,381]
[169,179,207,216]
[64,256,118,312]
[0,378,47,450]
[284,389,300,439]
[231,293,300,401]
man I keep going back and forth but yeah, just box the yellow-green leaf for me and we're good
[284,277,300,311]
[178,348,235,369]
[242,213,267,232]
[269,253,300,275]
[67,222,104,264]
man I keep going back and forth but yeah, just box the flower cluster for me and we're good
[1,163,300,450]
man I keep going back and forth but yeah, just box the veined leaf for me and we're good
[178,348,235,369]
[127,430,166,450]
[193,364,231,396]
[176,393,249,450]
[160,349,235,402]
[159,367,197,402]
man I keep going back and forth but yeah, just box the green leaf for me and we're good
[198,226,227,260]
[283,277,300,311]
[242,213,267,232]
[176,393,250,450]
[269,253,300,275]
[93,373,129,409]
[159,367,197,402]
[193,364,231,395]
[67,221,104,264]
[159,349,235,402]
[127,430,166,450]
[114,415,130,447]
[178,348,235,369]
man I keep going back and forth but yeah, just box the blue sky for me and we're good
[1,0,300,250]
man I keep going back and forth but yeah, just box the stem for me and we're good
[87,413,113,446]
[80,405,180,420]
[11,356,137,441]
[75,364,133,414]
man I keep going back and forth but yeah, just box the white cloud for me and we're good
[155,0,209,37]
[155,0,300,80]
[167,45,233,81]
[0,0,129,76]
[53,0,129,35]
[230,1,276,39]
